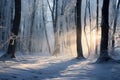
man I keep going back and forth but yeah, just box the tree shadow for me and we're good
[0,57,86,80]
[76,61,120,80]
[2,56,120,80]
[32,58,85,79]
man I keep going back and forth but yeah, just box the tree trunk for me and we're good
[97,0,111,62]
[29,0,36,52]
[1,0,21,58]
[84,0,90,56]
[53,0,59,55]
[112,0,120,49]
[76,0,84,58]
[95,0,99,54]
[47,0,59,55]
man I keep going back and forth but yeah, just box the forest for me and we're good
[0,0,120,80]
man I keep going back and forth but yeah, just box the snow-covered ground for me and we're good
[0,52,120,80]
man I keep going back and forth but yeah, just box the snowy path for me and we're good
[0,55,120,80]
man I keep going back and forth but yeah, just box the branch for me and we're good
[47,0,53,13]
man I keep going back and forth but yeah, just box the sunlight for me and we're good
[87,29,101,48]
[82,28,101,57]
[59,28,101,57]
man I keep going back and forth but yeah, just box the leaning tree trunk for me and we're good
[97,0,111,62]
[1,0,21,58]
[76,0,84,58]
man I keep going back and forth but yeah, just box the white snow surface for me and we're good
[0,52,120,80]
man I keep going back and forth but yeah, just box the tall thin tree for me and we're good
[112,0,120,49]
[47,0,59,55]
[95,0,99,54]
[76,0,84,59]
[29,0,36,52]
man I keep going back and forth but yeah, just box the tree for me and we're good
[29,0,36,52]
[112,0,120,49]
[97,0,111,62]
[0,0,21,58]
[47,0,59,55]
[41,0,52,54]
[95,0,99,54]
[76,0,84,59]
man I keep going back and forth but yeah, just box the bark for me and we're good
[84,0,90,57]
[112,0,120,49]
[1,0,21,58]
[97,0,111,62]
[47,0,59,55]
[76,0,84,58]
[95,0,99,54]
[52,0,59,55]
[88,0,92,51]
[42,1,51,54]
[29,0,36,52]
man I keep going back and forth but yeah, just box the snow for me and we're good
[0,52,120,80]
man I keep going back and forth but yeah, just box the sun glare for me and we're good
[82,29,101,57]
[58,29,101,57]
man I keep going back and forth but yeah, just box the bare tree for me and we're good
[97,0,111,62]
[95,0,99,54]
[76,0,84,59]
[29,0,36,52]
[0,0,21,58]
[84,0,90,57]
[42,0,52,54]
[88,0,92,51]
[112,0,120,49]
[47,0,59,55]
